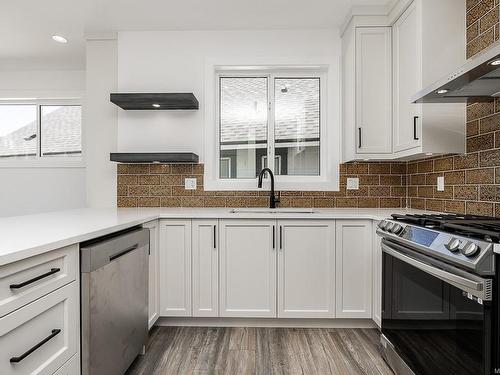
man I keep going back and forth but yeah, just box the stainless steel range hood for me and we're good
[412,40,500,103]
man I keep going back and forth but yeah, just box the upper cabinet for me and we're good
[343,0,466,161]
[343,25,393,160]
[392,1,421,153]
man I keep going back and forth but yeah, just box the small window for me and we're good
[205,64,339,191]
[41,105,82,157]
[0,105,37,158]
[0,102,82,160]
[218,74,321,179]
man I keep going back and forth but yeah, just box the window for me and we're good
[0,103,82,160]
[204,63,339,191]
[219,76,320,179]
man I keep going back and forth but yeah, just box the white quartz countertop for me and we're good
[0,207,429,265]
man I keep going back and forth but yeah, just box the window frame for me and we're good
[0,99,84,168]
[205,64,340,191]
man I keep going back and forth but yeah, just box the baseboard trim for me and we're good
[155,317,377,328]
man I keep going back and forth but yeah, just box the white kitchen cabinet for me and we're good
[343,25,392,161]
[342,0,465,161]
[159,219,192,317]
[0,282,78,375]
[392,0,421,153]
[219,220,276,318]
[392,0,465,157]
[0,244,77,318]
[335,220,373,318]
[277,220,335,318]
[372,221,382,327]
[143,220,160,328]
[192,219,218,317]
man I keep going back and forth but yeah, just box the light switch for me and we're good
[185,177,197,190]
[346,177,359,190]
[437,176,445,192]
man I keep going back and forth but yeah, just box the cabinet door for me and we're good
[159,220,192,317]
[219,220,276,318]
[356,27,392,154]
[393,1,422,152]
[372,221,382,327]
[278,220,335,318]
[335,220,373,318]
[192,219,218,317]
[144,220,159,328]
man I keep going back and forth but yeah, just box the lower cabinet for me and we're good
[144,220,160,329]
[156,218,377,323]
[335,220,373,318]
[192,219,218,317]
[278,220,335,318]
[159,220,192,316]
[219,220,276,318]
[0,282,78,375]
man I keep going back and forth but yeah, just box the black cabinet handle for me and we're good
[109,244,138,261]
[358,127,362,148]
[280,226,283,250]
[10,329,61,363]
[10,268,61,289]
[413,116,419,140]
[272,226,275,249]
[213,225,217,249]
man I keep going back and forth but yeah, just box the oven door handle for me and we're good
[382,243,491,301]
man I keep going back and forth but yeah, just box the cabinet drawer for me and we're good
[0,245,77,317]
[53,353,79,375]
[0,282,78,375]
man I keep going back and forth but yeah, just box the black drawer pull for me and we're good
[109,244,139,261]
[10,329,61,363]
[213,225,217,249]
[358,127,362,148]
[413,116,419,140]
[9,268,61,289]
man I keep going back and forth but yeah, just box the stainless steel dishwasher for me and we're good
[80,226,149,375]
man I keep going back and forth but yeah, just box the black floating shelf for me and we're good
[110,93,199,110]
[110,152,199,164]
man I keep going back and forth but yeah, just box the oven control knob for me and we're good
[385,222,394,232]
[445,238,460,252]
[461,242,480,257]
[378,221,387,230]
[392,224,403,234]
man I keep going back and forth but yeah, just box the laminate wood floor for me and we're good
[125,327,393,375]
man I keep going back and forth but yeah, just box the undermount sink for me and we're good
[229,208,317,214]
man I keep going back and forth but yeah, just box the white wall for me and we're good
[116,30,341,162]
[0,70,86,217]
[85,39,118,208]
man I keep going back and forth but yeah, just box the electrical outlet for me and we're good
[346,177,359,190]
[185,177,197,190]
[437,176,445,192]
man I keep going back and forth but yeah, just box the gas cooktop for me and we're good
[377,213,499,275]
[391,213,500,243]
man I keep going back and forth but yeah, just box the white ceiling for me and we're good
[0,0,394,70]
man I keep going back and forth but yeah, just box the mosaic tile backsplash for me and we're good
[117,163,407,208]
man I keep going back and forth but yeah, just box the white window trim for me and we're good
[0,98,85,169]
[204,59,341,191]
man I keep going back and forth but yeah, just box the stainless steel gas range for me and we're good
[377,214,499,375]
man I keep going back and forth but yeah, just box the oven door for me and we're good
[381,239,493,375]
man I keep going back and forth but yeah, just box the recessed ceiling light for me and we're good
[436,89,449,94]
[52,35,68,44]
[489,59,500,66]
[152,103,161,108]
